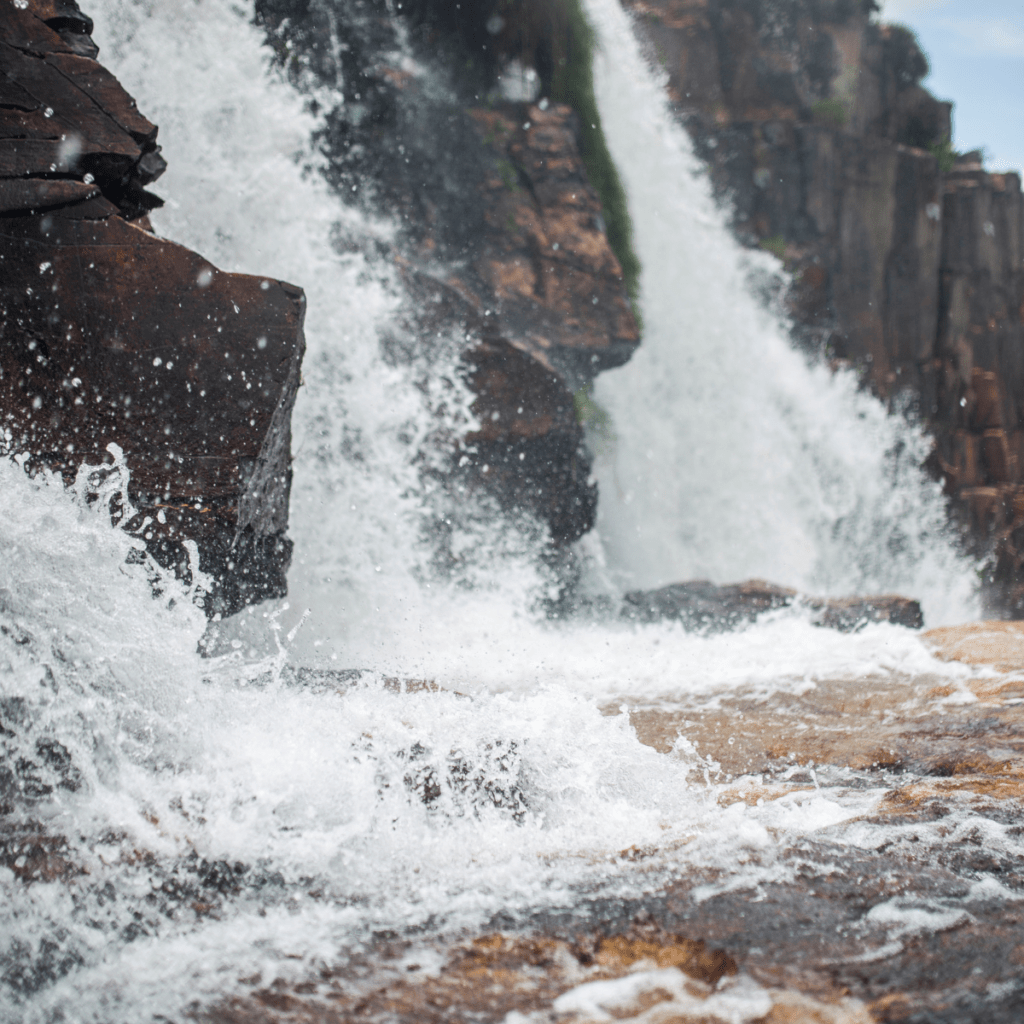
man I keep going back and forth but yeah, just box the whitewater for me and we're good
[0,0,1002,1021]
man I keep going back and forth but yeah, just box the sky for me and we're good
[879,0,1024,175]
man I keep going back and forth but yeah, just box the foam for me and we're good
[0,2,1004,1020]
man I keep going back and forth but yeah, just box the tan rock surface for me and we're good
[923,619,1024,672]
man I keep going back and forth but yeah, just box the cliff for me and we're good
[0,0,306,617]
[625,0,1024,613]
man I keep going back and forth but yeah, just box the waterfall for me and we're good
[582,0,978,626]
[0,2,990,1021]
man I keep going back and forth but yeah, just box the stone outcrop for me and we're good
[623,0,1024,613]
[622,577,923,631]
[255,0,638,548]
[1,0,305,617]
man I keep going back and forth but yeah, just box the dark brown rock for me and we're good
[401,101,636,545]
[1,2,162,217]
[811,593,924,631]
[465,103,639,385]
[398,265,596,546]
[1,2,306,616]
[254,1,638,549]
[0,176,97,211]
[623,578,923,631]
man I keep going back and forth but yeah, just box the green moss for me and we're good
[759,234,787,262]
[929,133,958,174]
[549,0,642,321]
[573,384,615,451]
[497,158,521,192]
[811,98,847,129]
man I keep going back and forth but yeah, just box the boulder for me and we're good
[623,578,923,632]
[1,1,305,617]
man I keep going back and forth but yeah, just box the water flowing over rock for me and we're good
[3,3,1022,1023]
[624,0,1024,613]
[622,578,924,631]
[255,0,638,547]
[0,0,305,616]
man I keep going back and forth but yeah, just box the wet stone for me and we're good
[622,578,924,632]
[1,0,306,615]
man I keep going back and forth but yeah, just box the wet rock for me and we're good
[464,102,639,386]
[255,0,637,548]
[923,620,1024,672]
[0,827,77,883]
[1,1,163,217]
[1,2,306,616]
[930,165,1024,613]
[400,267,597,545]
[622,578,923,631]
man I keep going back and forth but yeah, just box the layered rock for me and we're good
[624,0,1024,612]
[1,0,305,616]
[623,0,952,385]
[929,160,1024,611]
[622,578,923,631]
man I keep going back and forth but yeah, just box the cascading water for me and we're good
[582,0,978,627]
[0,1,1008,1022]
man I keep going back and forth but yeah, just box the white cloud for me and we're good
[949,17,1024,58]
[880,0,951,15]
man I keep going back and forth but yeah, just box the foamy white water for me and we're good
[0,2,1001,1021]
[583,0,978,626]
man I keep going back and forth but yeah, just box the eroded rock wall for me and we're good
[255,0,639,549]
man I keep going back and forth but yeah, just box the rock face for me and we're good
[624,0,952,380]
[623,0,1024,613]
[622,578,924,631]
[255,0,639,549]
[1,1,305,617]
[931,161,1024,612]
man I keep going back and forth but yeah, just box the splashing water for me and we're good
[582,0,978,626]
[0,1,996,1021]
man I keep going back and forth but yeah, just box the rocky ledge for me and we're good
[623,578,924,631]
[1,0,305,617]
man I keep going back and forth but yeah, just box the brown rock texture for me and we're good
[930,165,1024,611]
[923,619,1024,671]
[1,1,306,616]
[398,99,639,547]
[623,577,923,631]
[624,0,1024,612]
[452,101,640,544]
[198,929,878,1024]
[464,103,639,385]
[255,0,639,549]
